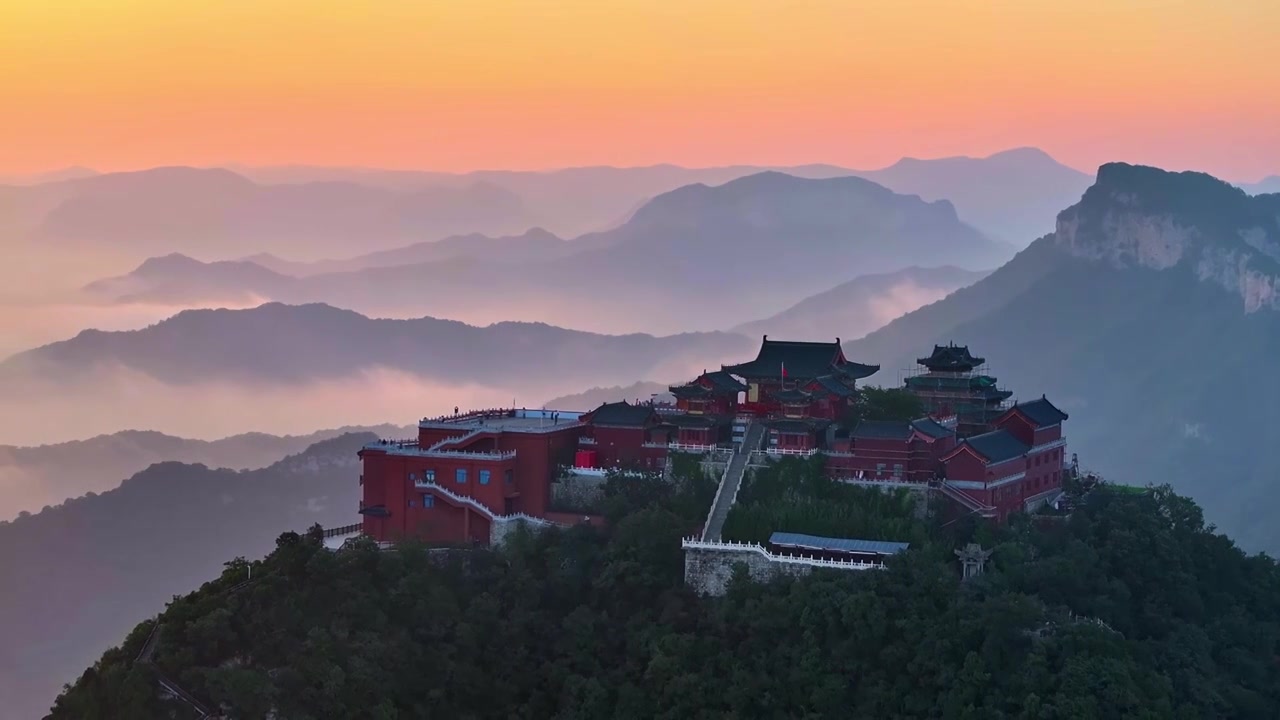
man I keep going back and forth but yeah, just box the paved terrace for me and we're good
[418,408,586,433]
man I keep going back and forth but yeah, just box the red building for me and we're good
[904,344,1013,437]
[722,336,878,417]
[827,417,958,482]
[940,397,1069,519]
[669,370,746,416]
[575,401,671,470]
[358,409,585,545]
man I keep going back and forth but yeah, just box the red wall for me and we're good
[360,422,582,544]
[584,426,666,469]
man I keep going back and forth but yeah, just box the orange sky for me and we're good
[2,0,1277,180]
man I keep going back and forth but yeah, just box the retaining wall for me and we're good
[681,539,883,596]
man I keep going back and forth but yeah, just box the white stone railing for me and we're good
[668,442,717,453]
[836,476,928,488]
[412,447,517,460]
[578,436,597,445]
[415,481,560,527]
[757,447,821,457]
[642,441,669,448]
[1029,437,1067,454]
[681,537,885,571]
[427,427,486,451]
[566,466,608,477]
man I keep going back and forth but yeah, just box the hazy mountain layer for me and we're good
[0,434,372,720]
[3,167,539,260]
[0,424,414,521]
[232,148,1093,244]
[0,303,753,444]
[81,172,1011,335]
[732,265,989,342]
[540,381,674,411]
[846,163,1280,551]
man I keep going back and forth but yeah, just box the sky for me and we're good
[1,0,1277,181]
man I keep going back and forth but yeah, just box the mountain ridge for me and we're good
[843,163,1280,553]
[0,433,375,720]
[0,423,414,521]
[76,171,1011,335]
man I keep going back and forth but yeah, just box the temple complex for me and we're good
[350,336,1070,546]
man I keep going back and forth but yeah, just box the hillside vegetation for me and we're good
[48,474,1280,719]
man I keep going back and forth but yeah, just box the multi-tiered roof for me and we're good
[905,343,1012,437]
[668,370,748,400]
[721,336,879,382]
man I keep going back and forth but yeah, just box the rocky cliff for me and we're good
[1054,162,1280,312]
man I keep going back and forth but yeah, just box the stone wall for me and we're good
[836,479,934,520]
[682,539,882,596]
[550,471,608,511]
[488,515,558,547]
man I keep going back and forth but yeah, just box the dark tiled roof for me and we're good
[918,343,985,371]
[911,418,955,440]
[723,337,879,381]
[669,384,714,399]
[767,418,830,434]
[851,420,913,440]
[772,388,812,403]
[770,532,909,556]
[670,370,748,398]
[662,413,724,428]
[1010,396,1069,428]
[702,370,748,393]
[807,375,856,398]
[585,401,658,427]
[961,430,1029,464]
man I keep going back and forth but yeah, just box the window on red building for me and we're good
[479,470,491,485]
[425,470,436,482]
[456,468,467,483]
[423,495,434,508]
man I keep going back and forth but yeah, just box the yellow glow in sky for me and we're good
[1,0,1277,178]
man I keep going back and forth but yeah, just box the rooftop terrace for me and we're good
[418,407,586,433]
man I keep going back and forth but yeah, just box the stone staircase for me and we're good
[701,422,765,541]
[937,480,997,517]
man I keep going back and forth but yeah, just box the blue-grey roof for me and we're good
[769,532,910,556]
[1010,396,1069,427]
[911,417,955,440]
[963,429,1029,464]
[809,374,856,398]
[852,420,913,440]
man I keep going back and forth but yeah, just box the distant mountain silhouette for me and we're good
[0,166,97,185]
[1241,175,1280,196]
[8,167,539,259]
[236,227,575,277]
[855,147,1093,245]
[540,381,674,410]
[845,162,1280,552]
[0,302,753,389]
[83,172,1011,335]
[731,266,989,342]
[0,434,373,720]
[0,424,413,520]
[82,252,294,304]
[232,149,1091,244]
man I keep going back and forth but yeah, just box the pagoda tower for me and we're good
[904,344,1012,438]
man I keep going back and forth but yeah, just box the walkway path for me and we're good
[702,422,765,541]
